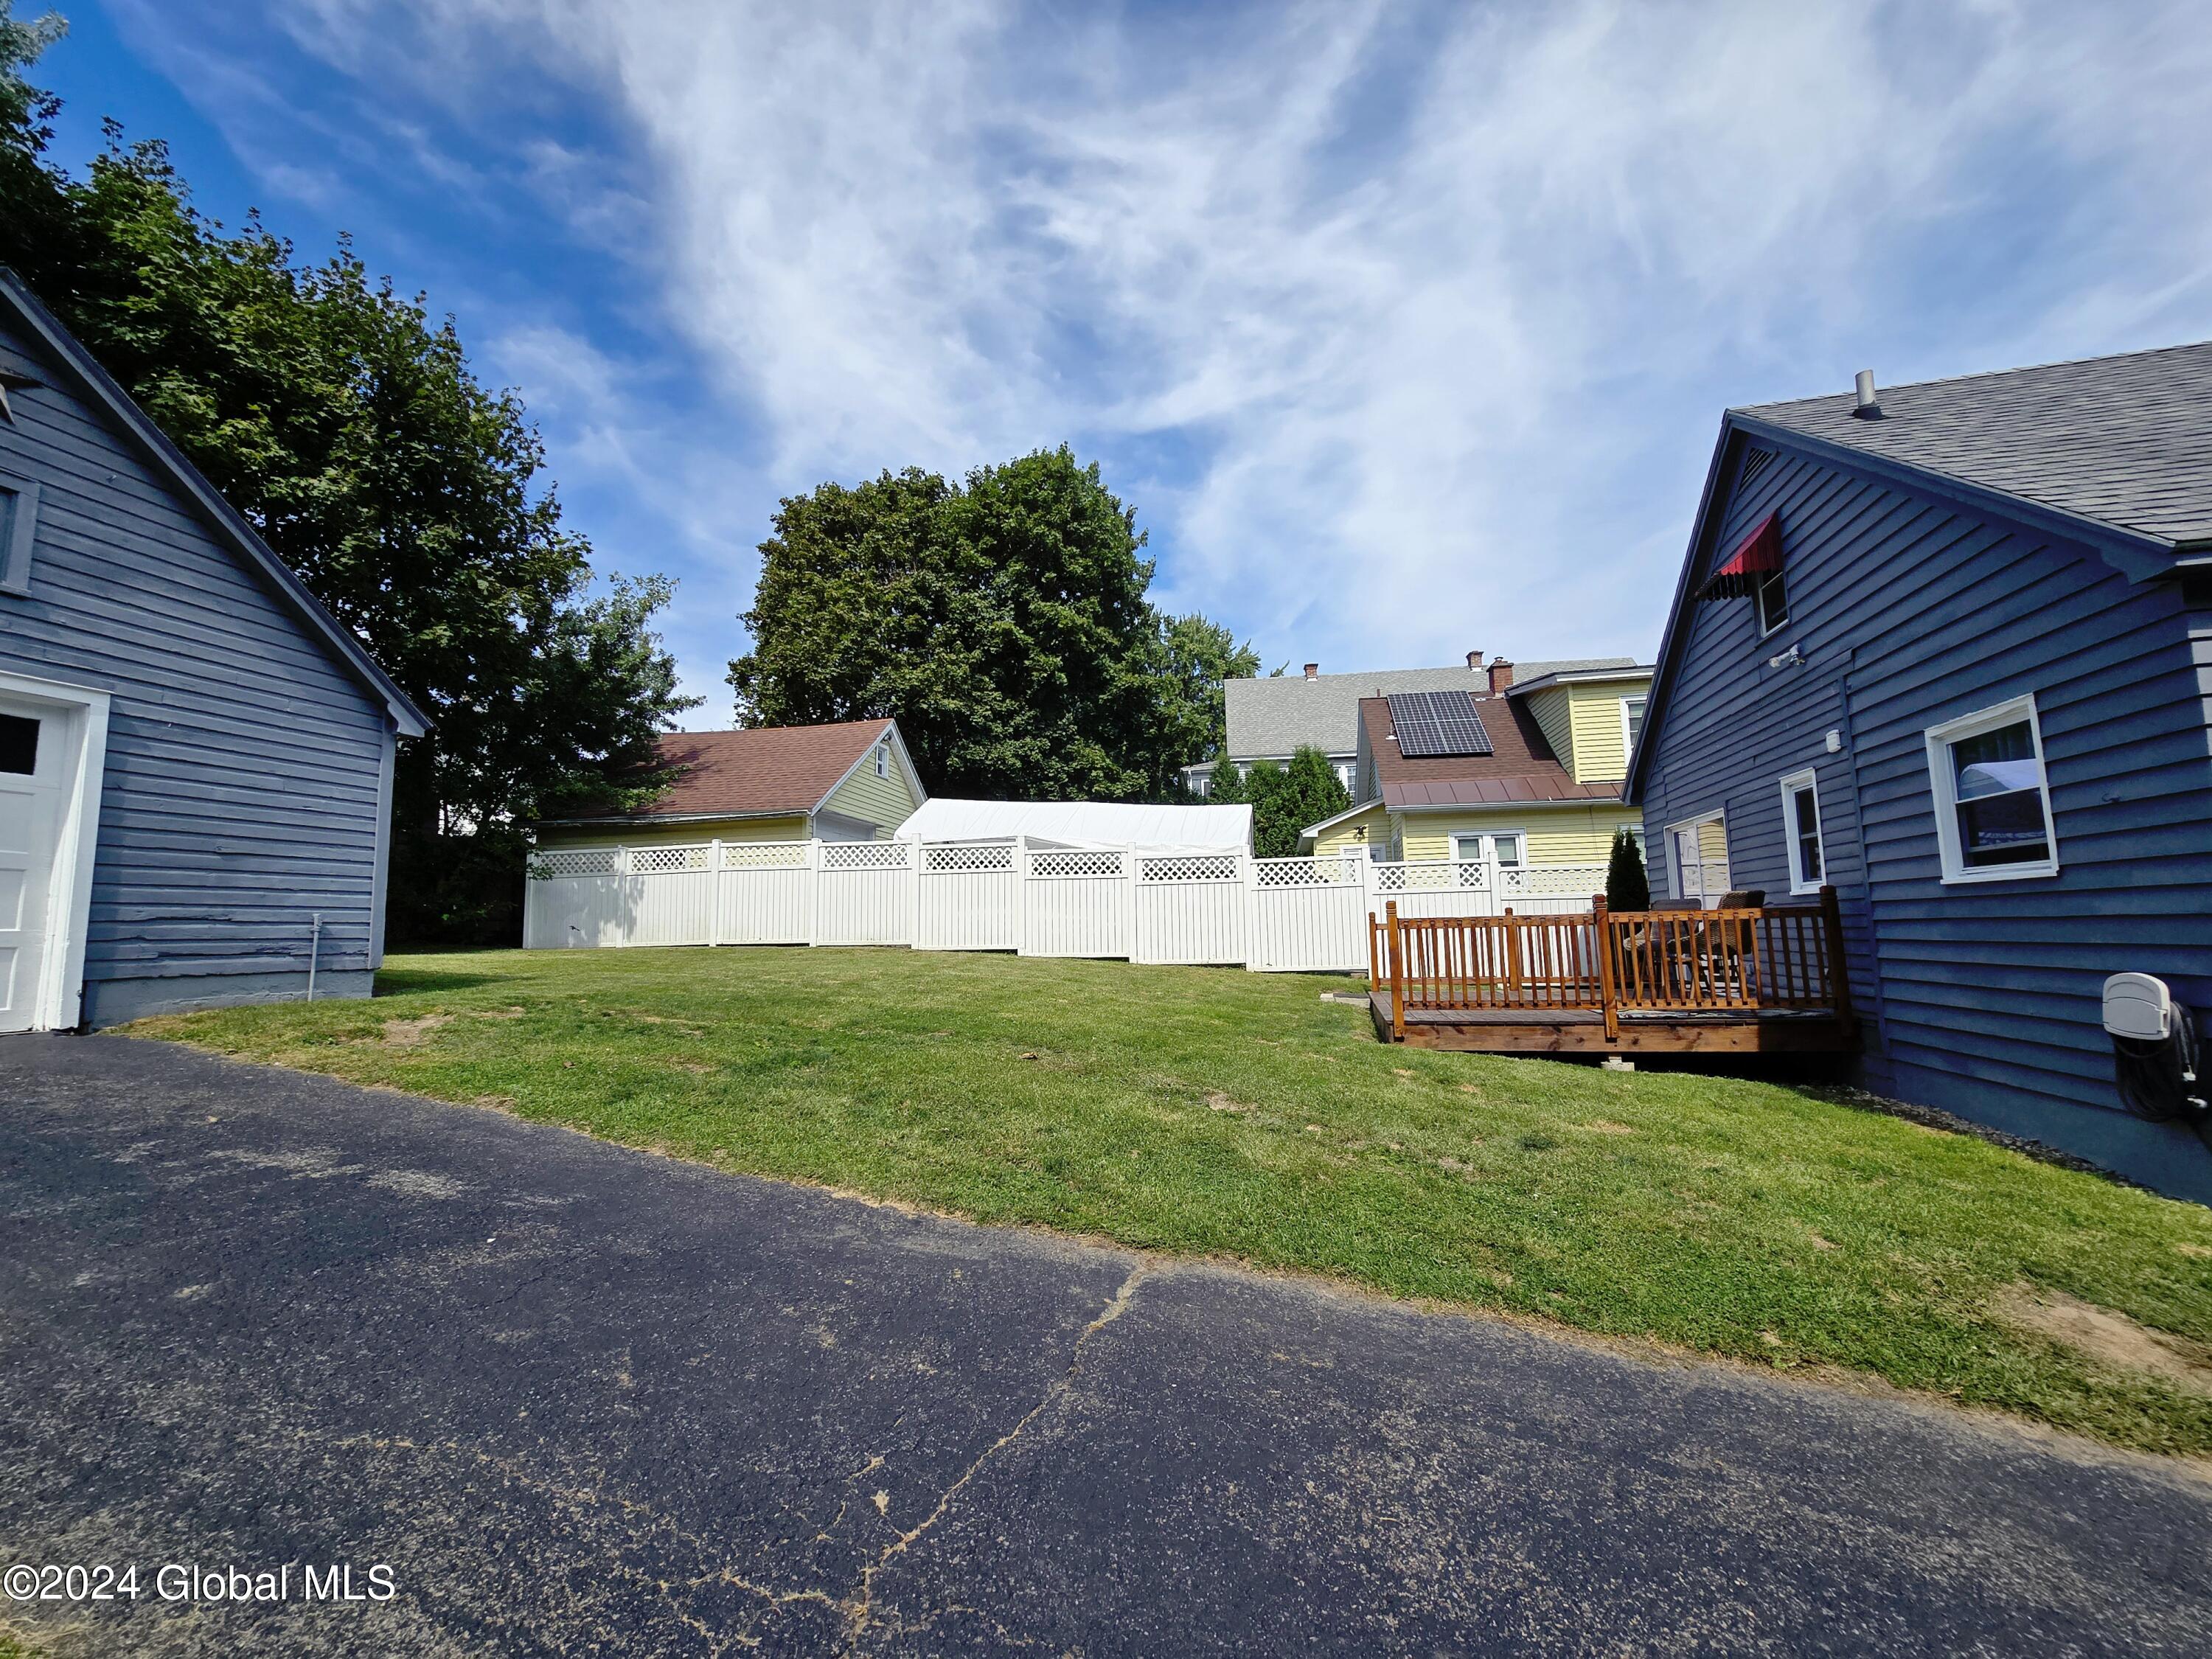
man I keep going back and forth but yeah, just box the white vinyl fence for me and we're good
[524,839,1611,973]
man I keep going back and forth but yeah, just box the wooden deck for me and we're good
[1366,891,1860,1057]
[1366,992,1854,1053]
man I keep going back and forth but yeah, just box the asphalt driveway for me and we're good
[2,1035,2208,1656]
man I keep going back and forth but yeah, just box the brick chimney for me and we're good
[1486,658,1514,694]
[1466,650,1483,672]
[1303,662,1319,681]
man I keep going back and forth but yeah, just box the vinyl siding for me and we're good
[1638,433,2212,1201]
[0,319,389,1022]
[1312,801,1388,857]
[1565,684,1637,782]
[1397,803,1641,864]
[821,742,917,835]
[537,814,811,850]
[1525,688,1574,776]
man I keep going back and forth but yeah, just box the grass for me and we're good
[130,946,2212,1458]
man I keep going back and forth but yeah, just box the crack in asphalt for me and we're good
[837,1262,1151,1652]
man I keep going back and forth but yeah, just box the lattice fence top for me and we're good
[1137,853,1242,885]
[1374,860,1489,892]
[1503,863,1610,897]
[922,842,1016,874]
[532,847,617,877]
[627,844,711,874]
[1026,849,1127,880]
[819,841,911,872]
[723,841,810,870]
[1253,856,1359,888]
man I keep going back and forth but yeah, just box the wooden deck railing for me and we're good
[1371,888,1854,1043]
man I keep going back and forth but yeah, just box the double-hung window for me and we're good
[873,743,889,779]
[1924,695,2058,881]
[1620,693,1647,754]
[1777,769,1824,894]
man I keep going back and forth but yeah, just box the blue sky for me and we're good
[35,0,2212,728]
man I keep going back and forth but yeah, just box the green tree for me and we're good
[731,449,1252,802]
[1248,745,1352,858]
[0,8,695,942]
[1237,758,1287,853]
[1201,760,1245,805]
[1606,826,1652,911]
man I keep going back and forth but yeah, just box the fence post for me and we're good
[1386,900,1405,1042]
[709,839,723,946]
[1820,884,1857,1039]
[1593,894,1618,1043]
[1014,835,1029,955]
[806,837,821,949]
[1239,848,1257,973]
[1130,842,1147,964]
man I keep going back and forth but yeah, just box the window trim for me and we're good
[1775,768,1825,897]
[1619,693,1646,759]
[1754,567,1789,637]
[0,470,41,597]
[1451,829,1526,867]
[1924,693,2059,884]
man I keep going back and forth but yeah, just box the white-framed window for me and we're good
[1924,694,2058,882]
[873,743,889,779]
[1776,768,1824,895]
[1452,830,1523,867]
[1755,567,1790,636]
[1620,694,1646,755]
[1665,811,1728,906]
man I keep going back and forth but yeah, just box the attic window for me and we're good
[1700,512,1785,634]
[873,743,889,779]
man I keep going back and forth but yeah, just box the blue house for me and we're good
[0,268,427,1030]
[1630,349,2212,1203]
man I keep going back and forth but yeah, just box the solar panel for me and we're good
[1387,691,1493,757]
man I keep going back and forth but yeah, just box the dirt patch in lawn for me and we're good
[377,1013,454,1048]
[1995,1285,2212,1394]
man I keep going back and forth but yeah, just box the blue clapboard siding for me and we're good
[1639,433,2212,1202]
[0,316,392,1021]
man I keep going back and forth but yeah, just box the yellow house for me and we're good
[534,719,926,850]
[1301,658,1651,874]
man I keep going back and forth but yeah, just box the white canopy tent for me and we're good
[894,797,1253,852]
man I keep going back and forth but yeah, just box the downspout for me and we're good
[306,912,322,1004]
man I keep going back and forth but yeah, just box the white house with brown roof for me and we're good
[534,719,926,850]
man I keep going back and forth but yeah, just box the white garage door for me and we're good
[0,697,66,1032]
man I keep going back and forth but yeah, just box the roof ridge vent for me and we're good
[1852,369,1883,420]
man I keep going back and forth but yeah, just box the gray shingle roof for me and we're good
[1223,659,1636,760]
[1737,342,2212,549]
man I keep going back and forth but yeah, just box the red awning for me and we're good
[1701,512,1782,599]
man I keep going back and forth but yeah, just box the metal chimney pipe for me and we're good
[1853,369,1882,420]
[1303,663,1319,681]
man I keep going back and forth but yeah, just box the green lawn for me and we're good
[131,947,2212,1457]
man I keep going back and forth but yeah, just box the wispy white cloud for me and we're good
[133,0,2212,703]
